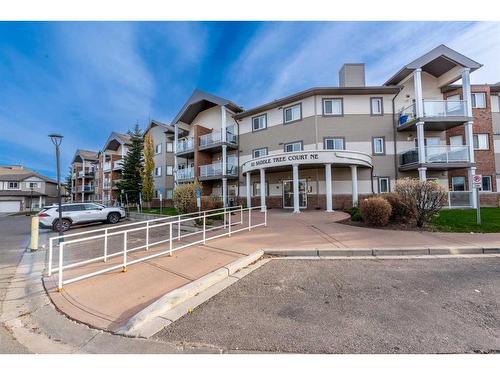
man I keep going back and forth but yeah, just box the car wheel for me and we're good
[52,219,71,232]
[107,212,120,224]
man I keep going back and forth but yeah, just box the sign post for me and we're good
[159,193,163,215]
[472,174,482,225]
[195,187,202,212]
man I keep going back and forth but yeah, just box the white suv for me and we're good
[38,203,126,232]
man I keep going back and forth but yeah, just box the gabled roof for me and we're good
[0,171,57,184]
[171,89,243,125]
[71,149,99,164]
[384,44,482,86]
[144,119,175,135]
[234,86,401,119]
[102,132,131,152]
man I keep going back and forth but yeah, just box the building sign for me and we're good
[241,150,373,174]
[472,174,482,188]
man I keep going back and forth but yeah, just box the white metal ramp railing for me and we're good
[47,206,267,290]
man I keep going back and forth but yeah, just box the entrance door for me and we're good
[283,179,307,209]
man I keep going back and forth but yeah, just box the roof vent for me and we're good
[339,63,366,87]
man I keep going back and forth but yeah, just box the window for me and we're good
[284,104,302,123]
[166,142,174,152]
[473,134,489,150]
[372,137,385,155]
[481,176,492,191]
[449,135,463,146]
[166,166,173,175]
[471,92,486,109]
[154,190,160,199]
[324,138,344,150]
[84,203,101,210]
[452,176,465,191]
[253,182,269,197]
[253,148,268,158]
[378,177,390,193]
[284,141,302,152]
[7,181,19,189]
[154,166,162,176]
[370,97,383,115]
[323,98,343,116]
[155,144,162,154]
[252,114,267,131]
[166,189,173,199]
[26,182,40,189]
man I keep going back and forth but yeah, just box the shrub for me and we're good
[382,192,413,223]
[345,206,362,222]
[395,178,447,227]
[359,197,392,227]
[172,181,202,214]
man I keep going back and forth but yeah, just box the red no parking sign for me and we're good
[472,174,482,188]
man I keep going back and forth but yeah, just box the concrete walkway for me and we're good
[43,210,500,333]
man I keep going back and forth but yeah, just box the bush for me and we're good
[359,197,392,227]
[395,178,447,227]
[172,181,202,214]
[382,192,413,223]
[345,206,362,222]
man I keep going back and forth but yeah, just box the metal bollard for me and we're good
[30,216,39,251]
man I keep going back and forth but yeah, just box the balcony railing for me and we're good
[176,137,194,153]
[399,145,470,166]
[199,130,237,148]
[103,162,111,171]
[199,161,238,178]
[77,185,95,193]
[175,167,194,181]
[113,160,123,170]
[398,100,468,127]
[78,169,94,178]
[448,191,472,208]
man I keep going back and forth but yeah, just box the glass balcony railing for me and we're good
[398,100,468,127]
[113,160,123,170]
[103,162,111,171]
[175,167,195,181]
[77,185,95,192]
[176,137,194,153]
[399,145,470,166]
[199,130,238,148]
[448,191,472,208]
[199,161,238,178]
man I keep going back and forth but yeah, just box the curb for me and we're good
[116,250,264,337]
[264,246,500,257]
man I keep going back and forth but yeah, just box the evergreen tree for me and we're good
[116,124,144,204]
[142,132,155,204]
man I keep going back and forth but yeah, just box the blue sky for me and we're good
[1,21,499,179]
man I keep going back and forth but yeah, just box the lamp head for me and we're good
[49,133,63,146]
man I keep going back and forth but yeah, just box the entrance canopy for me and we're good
[241,150,372,175]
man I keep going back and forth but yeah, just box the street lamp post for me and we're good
[49,133,64,238]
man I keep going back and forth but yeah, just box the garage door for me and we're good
[0,201,21,213]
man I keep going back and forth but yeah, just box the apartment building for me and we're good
[165,44,500,213]
[70,132,131,205]
[0,165,60,212]
[70,149,98,202]
[143,120,176,203]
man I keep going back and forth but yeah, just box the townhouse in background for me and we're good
[70,132,131,204]
[165,44,500,213]
[0,165,61,213]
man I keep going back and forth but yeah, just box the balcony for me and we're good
[447,191,472,208]
[199,161,239,181]
[198,129,238,152]
[175,167,195,182]
[103,162,112,171]
[113,160,124,171]
[78,169,95,178]
[176,137,195,156]
[399,145,470,171]
[77,184,95,193]
[397,100,470,131]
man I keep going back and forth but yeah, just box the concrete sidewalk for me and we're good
[43,210,500,333]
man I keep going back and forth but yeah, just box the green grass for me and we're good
[129,207,178,216]
[430,208,500,233]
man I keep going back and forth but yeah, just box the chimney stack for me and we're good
[339,63,366,87]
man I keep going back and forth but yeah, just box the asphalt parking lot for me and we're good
[154,257,500,354]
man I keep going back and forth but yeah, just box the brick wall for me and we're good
[446,85,496,191]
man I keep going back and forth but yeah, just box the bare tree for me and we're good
[395,178,448,227]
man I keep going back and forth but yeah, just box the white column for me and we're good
[468,166,478,209]
[174,123,178,186]
[414,68,423,118]
[292,164,300,213]
[462,68,476,209]
[325,163,333,212]
[416,121,427,181]
[81,158,85,202]
[246,172,251,208]
[101,154,105,204]
[260,168,266,212]
[38,196,42,209]
[222,177,228,208]
[350,165,358,207]
[462,68,473,118]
